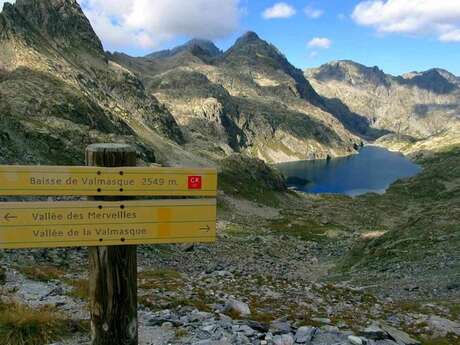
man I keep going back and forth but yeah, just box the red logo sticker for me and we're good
[188,176,202,189]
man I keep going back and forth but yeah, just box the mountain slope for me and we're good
[0,0,199,165]
[3,0,457,167]
[113,32,364,163]
[305,60,460,141]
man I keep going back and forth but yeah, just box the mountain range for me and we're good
[0,0,459,167]
[306,61,460,152]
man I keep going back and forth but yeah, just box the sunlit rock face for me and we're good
[0,0,184,165]
[306,60,460,141]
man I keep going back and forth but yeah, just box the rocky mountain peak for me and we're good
[402,68,458,94]
[186,39,221,57]
[145,38,222,60]
[1,0,104,58]
[221,31,323,104]
[225,31,278,57]
[306,60,389,88]
[235,31,260,44]
[432,68,460,84]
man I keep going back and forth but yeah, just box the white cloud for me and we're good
[262,2,296,19]
[308,37,332,49]
[352,0,460,43]
[304,5,323,19]
[440,29,460,42]
[80,0,241,52]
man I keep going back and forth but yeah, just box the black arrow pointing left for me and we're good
[4,213,17,222]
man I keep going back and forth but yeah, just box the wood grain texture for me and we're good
[86,143,138,345]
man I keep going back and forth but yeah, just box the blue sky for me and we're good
[228,1,460,76]
[193,0,458,76]
[3,0,459,75]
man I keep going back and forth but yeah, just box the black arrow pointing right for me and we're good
[200,225,211,232]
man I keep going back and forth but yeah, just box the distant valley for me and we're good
[0,0,459,167]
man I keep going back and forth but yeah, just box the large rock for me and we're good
[425,315,460,337]
[359,323,420,344]
[360,324,388,340]
[270,320,292,335]
[348,335,364,345]
[223,299,251,317]
[273,334,294,345]
[295,326,317,343]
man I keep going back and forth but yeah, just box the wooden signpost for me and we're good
[0,143,218,345]
[0,165,217,196]
[0,199,216,249]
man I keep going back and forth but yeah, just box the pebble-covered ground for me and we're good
[1,208,459,345]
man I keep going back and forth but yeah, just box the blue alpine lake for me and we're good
[276,145,422,197]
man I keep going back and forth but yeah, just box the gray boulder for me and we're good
[425,315,460,336]
[380,323,420,345]
[273,334,295,345]
[295,326,317,343]
[223,299,251,317]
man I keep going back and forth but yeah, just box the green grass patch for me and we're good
[449,304,460,321]
[218,154,286,206]
[66,279,89,301]
[420,335,460,345]
[138,269,184,291]
[18,266,66,282]
[338,146,460,272]
[225,223,253,237]
[0,302,71,345]
[269,216,343,242]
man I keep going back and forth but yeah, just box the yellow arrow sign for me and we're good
[0,165,217,196]
[0,199,216,249]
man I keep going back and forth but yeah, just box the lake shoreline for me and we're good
[276,146,422,197]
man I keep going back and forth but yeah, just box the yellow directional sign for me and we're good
[0,199,216,249]
[0,165,217,196]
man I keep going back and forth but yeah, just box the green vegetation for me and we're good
[18,266,65,282]
[140,287,215,313]
[138,269,184,291]
[0,302,71,345]
[225,223,254,237]
[339,146,460,272]
[449,303,460,321]
[66,279,90,301]
[219,153,287,206]
[269,214,345,242]
[420,336,460,345]
[175,327,189,338]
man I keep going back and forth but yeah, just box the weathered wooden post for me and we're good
[85,144,138,345]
